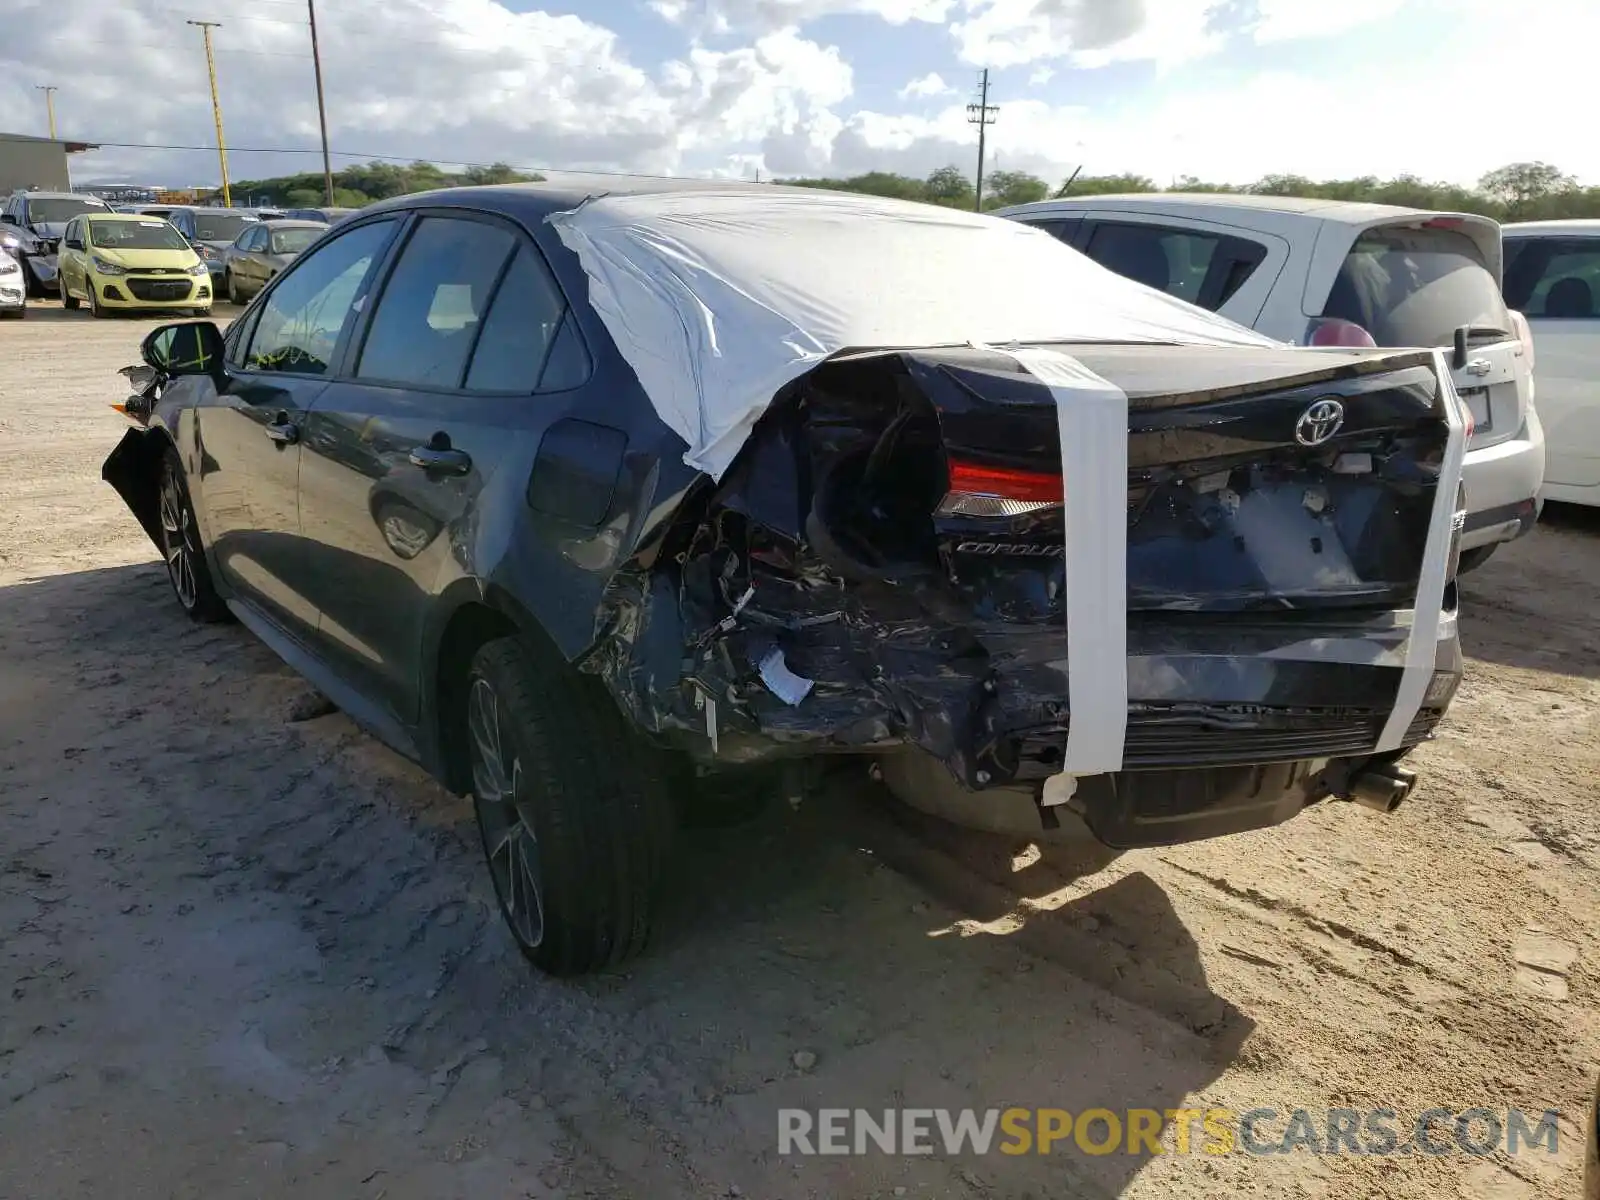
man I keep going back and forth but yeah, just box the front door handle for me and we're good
[409,433,471,476]
[265,411,299,445]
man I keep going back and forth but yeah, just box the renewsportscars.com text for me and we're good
[777,1107,1563,1157]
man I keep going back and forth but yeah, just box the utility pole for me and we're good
[966,69,998,212]
[306,0,335,205]
[188,20,232,207]
[35,86,58,139]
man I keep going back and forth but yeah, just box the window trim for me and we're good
[233,214,403,381]
[347,208,579,399]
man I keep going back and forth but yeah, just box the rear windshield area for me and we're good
[1320,224,1509,347]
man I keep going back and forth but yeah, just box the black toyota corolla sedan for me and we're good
[104,179,1470,975]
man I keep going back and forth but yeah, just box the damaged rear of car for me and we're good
[593,341,1465,849]
[106,182,1468,976]
[553,188,1467,864]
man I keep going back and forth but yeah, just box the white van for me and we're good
[1502,219,1600,507]
[997,194,1545,568]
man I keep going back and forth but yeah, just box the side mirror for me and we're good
[0,213,15,225]
[64,237,83,251]
[141,321,226,376]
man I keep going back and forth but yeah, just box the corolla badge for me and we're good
[1295,398,1346,446]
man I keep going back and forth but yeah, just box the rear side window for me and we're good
[1019,216,1084,245]
[1320,224,1510,346]
[463,245,574,392]
[1081,221,1266,311]
[357,216,518,390]
[1503,238,1600,319]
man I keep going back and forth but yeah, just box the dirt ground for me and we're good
[1,302,1597,1200]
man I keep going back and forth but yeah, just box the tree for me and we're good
[982,170,1049,209]
[1478,162,1577,220]
[923,165,975,207]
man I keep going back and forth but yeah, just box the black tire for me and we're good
[0,307,21,320]
[1457,545,1498,574]
[158,447,228,622]
[465,636,673,976]
[62,287,79,311]
[89,283,109,319]
[226,270,242,305]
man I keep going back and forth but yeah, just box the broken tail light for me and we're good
[936,457,1063,517]
[1304,317,1378,348]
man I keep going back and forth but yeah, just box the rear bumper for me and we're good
[1460,406,1545,550]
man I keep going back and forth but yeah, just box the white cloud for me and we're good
[898,72,953,99]
[3,0,1598,194]
[650,0,953,34]
[1251,0,1403,42]
[951,0,1226,70]
[0,0,852,186]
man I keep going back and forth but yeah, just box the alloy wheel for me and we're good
[468,676,544,948]
[159,469,199,610]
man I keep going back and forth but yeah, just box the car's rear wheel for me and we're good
[465,637,673,976]
[159,448,228,622]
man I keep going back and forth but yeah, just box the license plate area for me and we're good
[1460,387,1492,434]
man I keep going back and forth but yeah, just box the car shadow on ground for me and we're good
[1457,507,1600,679]
[2,560,1254,1196]
[17,299,246,323]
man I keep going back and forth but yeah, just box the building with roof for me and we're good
[0,132,99,195]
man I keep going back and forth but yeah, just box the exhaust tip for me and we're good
[1345,764,1417,814]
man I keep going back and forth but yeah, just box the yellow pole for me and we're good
[35,86,58,139]
[188,21,232,207]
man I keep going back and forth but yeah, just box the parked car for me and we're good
[283,206,356,225]
[998,194,1543,570]
[1502,220,1600,507]
[0,246,25,318]
[104,181,1470,975]
[1,189,113,295]
[248,207,288,220]
[160,206,260,290]
[57,213,211,317]
[220,218,326,303]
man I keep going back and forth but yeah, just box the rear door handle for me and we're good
[265,411,299,445]
[409,437,472,475]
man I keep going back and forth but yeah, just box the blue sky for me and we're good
[1,0,1594,187]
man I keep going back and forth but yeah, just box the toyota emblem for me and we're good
[1295,398,1345,446]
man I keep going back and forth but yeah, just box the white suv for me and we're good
[997,194,1544,568]
[1502,219,1600,507]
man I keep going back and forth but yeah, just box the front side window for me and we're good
[1321,224,1510,346]
[356,216,517,389]
[1503,238,1600,320]
[244,218,397,375]
[88,219,190,252]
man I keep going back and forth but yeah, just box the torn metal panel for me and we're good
[581,343,1464,820]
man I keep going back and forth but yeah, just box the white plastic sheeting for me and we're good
[547,188,1273,480]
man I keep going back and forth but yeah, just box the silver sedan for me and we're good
[219,219,328,304]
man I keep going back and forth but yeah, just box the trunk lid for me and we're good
[904,343,1449,616]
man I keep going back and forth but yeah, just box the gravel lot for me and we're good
[1,301,1597,1199]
